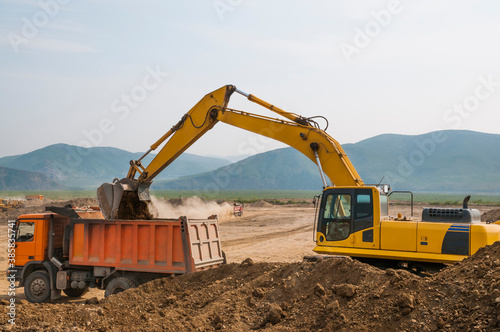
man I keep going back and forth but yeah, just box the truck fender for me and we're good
[19,261,43,287]
[20,260,58,291]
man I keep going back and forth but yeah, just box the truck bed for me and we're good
[69,216,224,274]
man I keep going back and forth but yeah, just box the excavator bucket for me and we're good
[97,178,152,220]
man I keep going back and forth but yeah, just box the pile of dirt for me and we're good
[0,198,99,223]
[64,197,99,208]
[482,208,500,223]
[247,200,274,208]
[6,242,500,331]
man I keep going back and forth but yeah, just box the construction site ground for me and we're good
[1,197,500,331]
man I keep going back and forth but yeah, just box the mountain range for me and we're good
[0,130,499,193]
[0,144,230,189]
[155,130,500,193]
[0,166,64,190]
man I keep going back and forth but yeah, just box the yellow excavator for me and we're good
[0,198,24,211]
[97,85,500,265]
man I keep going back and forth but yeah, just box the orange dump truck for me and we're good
[9,207,225,303]
[25,195,44,200]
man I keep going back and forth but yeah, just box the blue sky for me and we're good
[1,0,499,158]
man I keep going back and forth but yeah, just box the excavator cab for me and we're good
[316,187,378,249]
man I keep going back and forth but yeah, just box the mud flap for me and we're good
[51,289,61,300]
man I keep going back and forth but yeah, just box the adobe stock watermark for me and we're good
[384,74,499,187]
[7,0,71,53]
[213,0,242,21]
[62,65,168,170]
[7,220,17,324]
[339,0,403,64]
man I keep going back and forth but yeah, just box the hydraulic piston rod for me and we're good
[310,143,329,188]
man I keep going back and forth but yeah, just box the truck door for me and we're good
[15,220,38,266]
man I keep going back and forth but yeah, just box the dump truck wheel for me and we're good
[64,287,89,298]
[25,270,51,303]
[104,277,138,297]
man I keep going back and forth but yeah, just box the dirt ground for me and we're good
[0,198,500,331]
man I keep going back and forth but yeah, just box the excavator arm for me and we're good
[97,85,364,219]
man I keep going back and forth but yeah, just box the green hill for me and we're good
[343,130,500,192]
[155,130,500,193]
[0,166,64,190]
[0,144,230,189]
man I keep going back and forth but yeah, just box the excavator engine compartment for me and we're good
[421,196,481,223]
[421,207,481,223]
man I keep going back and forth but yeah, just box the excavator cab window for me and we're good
[320,189,374,241]
[323,193,352,241]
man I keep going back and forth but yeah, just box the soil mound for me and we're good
[0,197,99,223]
[482,208,500,223]
[7,242,500,331]
[247,200,274,208]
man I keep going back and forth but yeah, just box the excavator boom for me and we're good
[97,85,363,219]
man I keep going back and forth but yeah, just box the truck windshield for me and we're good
[16,221,35,242]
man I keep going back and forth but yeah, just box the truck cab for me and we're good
[15,213,68,267]
[13,211,84,302]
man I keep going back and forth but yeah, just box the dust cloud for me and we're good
[150,196,233,221]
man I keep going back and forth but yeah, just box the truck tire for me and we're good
[104,277,138,297]
[24,270,51,303]
[63,287,89,298]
